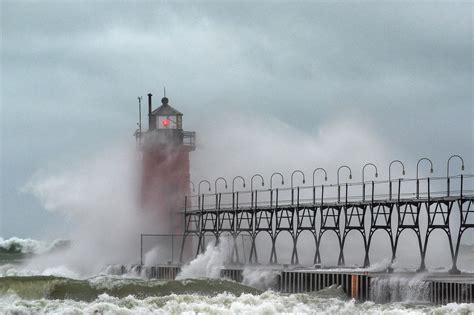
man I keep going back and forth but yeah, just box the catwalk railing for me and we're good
[182,173,474,274]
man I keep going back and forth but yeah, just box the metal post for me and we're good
[398,179,401,202]
[321,185,324,204]
[216,195,220,236]
[460,174,463,198]
[270,189,273,208]
[363,183,366,202]
[276,189,279,208]
[389,160,405,201]
[428,177,430,200]
[447,177,450,197]
[416,158,433,199]
[362,163,378,202]
[171,235,174,263]
[371,181,374,203]
[138,96,142,134]
[345,183,348,204]
[255,190,258,208]
[297,187,300,207]
[140,234,143,266]
[447,155,464,198]
[416,179,419,199]
[389,180,392,201]
[184,196,187,233]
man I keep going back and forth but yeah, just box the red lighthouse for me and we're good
[138,93,195,234]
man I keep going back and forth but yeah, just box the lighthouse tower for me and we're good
[138,93,195,234]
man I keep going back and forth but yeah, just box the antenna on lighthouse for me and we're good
[163,86,166,98]
[137,96,142,134]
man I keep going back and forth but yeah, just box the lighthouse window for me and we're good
[158,116,178,129]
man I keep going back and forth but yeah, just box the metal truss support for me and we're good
[181,174,473,272]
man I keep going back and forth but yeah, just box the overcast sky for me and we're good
[1,1,473,239]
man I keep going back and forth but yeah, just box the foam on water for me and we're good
[1,290,473,314]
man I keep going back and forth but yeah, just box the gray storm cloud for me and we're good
[1,1,472,237]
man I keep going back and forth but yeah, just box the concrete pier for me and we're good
[135,265,474,305]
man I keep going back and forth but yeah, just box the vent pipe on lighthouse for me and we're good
[148,93,156,130]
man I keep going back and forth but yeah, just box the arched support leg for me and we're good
[230,234,240,264]
[269,234,278,265]
[417,229,429,273]
[337,232,345,266]
[179,233,189,263]
[391,204,400,266]
[290,233,299,265]
[451,228,467,274]
[313,233,321,265]
[195,233,205,257]
[363,231,371,268]
[384,229,395,273]
[392,230,402,265]
[449,199,466,274]
[249,235,258,264]
[448,228,462,274]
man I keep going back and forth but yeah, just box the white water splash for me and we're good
[41,266,80,279]
[20,145,156,278]
[0,237,68,255]
[242,268,279,291]
[176,240,230,280]
[370,276,431,303]
[143,247,164,267]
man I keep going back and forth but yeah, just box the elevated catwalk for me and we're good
[183,174,473,273]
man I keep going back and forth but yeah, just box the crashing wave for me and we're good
[0,238,70,267]
[0,238,70,255]
[0,276,260,301]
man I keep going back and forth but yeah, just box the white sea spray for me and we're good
[370,276,431,303]
[176,239,230,280]
[1,291,473,315]
[242,268,279,291]
[41,265,80,279]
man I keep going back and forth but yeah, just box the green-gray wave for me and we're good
[0,276,261,302]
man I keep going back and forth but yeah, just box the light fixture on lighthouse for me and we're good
[153,97,183,130]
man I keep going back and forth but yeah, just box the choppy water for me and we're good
[1,280,473,314]
[1,238,473,315]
